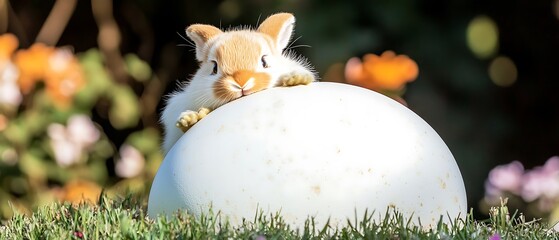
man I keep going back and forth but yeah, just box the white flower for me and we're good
[47,115,100,167]
[115,144,145,178]
[48,123,82,167]
[67,115,100,148]
[0,61,22,107]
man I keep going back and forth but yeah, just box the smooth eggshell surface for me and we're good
[148,82,467,229]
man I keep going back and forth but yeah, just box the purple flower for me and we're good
[489,233,501,240]
[486,161,524,196]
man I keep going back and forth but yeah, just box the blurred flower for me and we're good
[115,144,145,178]
[47,115,100,167]
[483,156,559,217]
[345,51,419,91]
[47,124,80,167]
[14,44,84,108]
[0,33,18,60]
[66,115,101,147]
[521,156,559,202]
[61,179,102,205]
[485,161,524,196]
[489,233,501,240]
[0,34,22,107]
[44,48,85,107]
[0,62,22,107]
[14,43,54,93]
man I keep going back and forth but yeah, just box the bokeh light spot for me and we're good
[467,15,499,59]
[218,0,241,21]
[488,56,517,87]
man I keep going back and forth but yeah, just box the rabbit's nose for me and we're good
[231,70,256,94]
[232,70,255,87]
[228,70,271,96]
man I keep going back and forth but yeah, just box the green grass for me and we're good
[0,197,557,239]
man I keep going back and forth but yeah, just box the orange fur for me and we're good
[257,13,294,48]
[212,77,237,103]
[186,24,222,43]
[186,24,223,61]
[211,33,272,101]
[216,33,261,74]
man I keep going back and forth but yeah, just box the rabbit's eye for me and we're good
[261,55,269,68]
[211,60,218,75]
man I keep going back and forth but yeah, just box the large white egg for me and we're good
[148,82,467,229]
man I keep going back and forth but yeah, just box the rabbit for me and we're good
[161,13,317,154]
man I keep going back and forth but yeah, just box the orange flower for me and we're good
[345,51,419,91]
[44,49,85,108]
[0,33,18,61]
[13,43,54,93]
[13,44,84,108]
[61,179,102,205]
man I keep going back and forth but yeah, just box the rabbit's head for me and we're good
[185,13,296,107]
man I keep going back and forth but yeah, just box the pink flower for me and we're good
[521,156,559,202]
[486,161,524,196]
[115,144,145,178]
[542,156,559,174]
[47,115,100,167]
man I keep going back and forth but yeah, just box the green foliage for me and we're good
[0,197,556,239]
[124,54,152,82]
[108,85,141,129]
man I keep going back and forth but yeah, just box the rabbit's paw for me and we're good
[279,71,314,87]
[176,107,211,132]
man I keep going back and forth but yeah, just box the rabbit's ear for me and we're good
[257,13,295,51]
[186,24,223,61]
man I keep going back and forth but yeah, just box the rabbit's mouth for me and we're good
[213,71,271,102]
